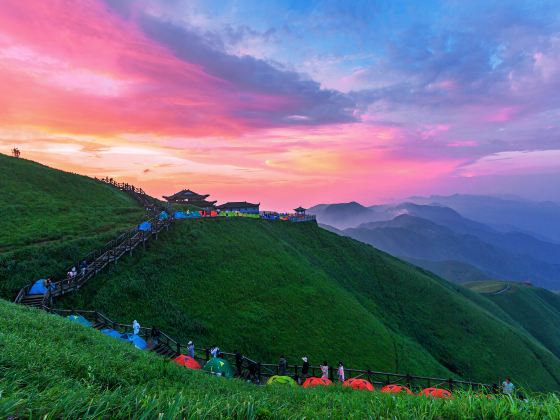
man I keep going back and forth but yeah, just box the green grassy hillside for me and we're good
[2,300,558,419]
[60,218,560,390]
[0,154,143,298]
[465,281,560,360]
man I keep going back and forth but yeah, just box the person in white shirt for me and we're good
[502,376,515,395]
[133,320,140,335]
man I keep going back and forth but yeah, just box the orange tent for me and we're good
[419,387,452,399]
[174,354,202,370]
[303,377,332,388]
[381,384,413,394]
[343,378,374,391]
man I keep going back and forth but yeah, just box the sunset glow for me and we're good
[2,0,560,208]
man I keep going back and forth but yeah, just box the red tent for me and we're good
[303,377,332,388]
[420,387,452,399]
[174,354,202,370]
[381,384,413,394]
[343,378,374,391]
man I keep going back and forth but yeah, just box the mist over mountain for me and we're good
[309,196,560,289]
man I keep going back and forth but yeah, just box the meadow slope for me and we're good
[0,154,143,298]
[60,218,560,390]
[1,300,559,419]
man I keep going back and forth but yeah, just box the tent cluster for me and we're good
[267,376,451,398]
[168,210,313,222]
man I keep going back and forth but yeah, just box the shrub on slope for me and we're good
[0,154,143,298]
[60,219,560,390]
[1,301,557,419]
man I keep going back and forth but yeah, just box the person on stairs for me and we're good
[187,341,195,358]
[320,361,329,380]
[150,326,160,347]
[79,260,87,276]
[210,345,220,358]
[278,355,288,376]
[133,320,140,336]
[337,361,345,382]
[300,356,310,384]
[235,350,244,377]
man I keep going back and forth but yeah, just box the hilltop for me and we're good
[4,155,560,392]
[3,300,555,419]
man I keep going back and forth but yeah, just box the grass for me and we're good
[466,281,560,360]
[59,217,560,391]
[0,154,144,298]
[2,300,559,419]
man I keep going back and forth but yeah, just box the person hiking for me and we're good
[247,360,259,384]
[45,277,53,290]
[150,326,160,346]
[133,320,140,335]
[502,376,515,395]
[337,361,345,382]
[210,345,219,358]
[320,361,329,380]
[301,356,310,380]
[187,341,195,358]
[235,350,244,377]
[79,260,87,276]
[278,355,288,376]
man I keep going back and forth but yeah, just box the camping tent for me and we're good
[381,384,413,394]
[159,211,169,221]
[203,358,234,378]
[138,221,152,232]
[101,329,127,340]
[121,333,148,350]
[174,211,187,219]
[266,375,298,387]
[420,387,452,398]
[343,378,374,391]
[66,314,92,327]
[174,354,202,370]
[28,279,48,295]
[302,377,332,388]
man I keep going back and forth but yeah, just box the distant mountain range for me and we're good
[309,195,560,290]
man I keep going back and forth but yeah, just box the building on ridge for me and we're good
[216,201,260,214]
[163,189,217,209]
[294,206,307,215]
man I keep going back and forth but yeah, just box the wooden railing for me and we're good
[41,307,489,391]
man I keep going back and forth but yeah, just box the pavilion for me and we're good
[163,189,217,209]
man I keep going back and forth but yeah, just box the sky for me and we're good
[1,0,560,209]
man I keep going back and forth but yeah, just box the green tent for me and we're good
[203,358,234,378]
[267,375,298,387]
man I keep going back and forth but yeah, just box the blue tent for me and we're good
[159,211,169,221]
[28,279,47,295]
[174,211,187,219]
[138,221,152,232]
[188,211,201,218]
[66,314,92,327]
[101,329,127,340]
[122,333,148,350]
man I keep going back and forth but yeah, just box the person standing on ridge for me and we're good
[235,350,244,377]
[278,355,288,376]
[502,376,515,396]
[337,361,345,382]
[320,361,329,380]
